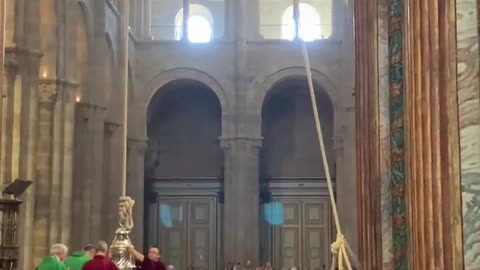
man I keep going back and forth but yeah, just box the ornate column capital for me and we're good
[127,138,148,155]
[219,136,263,153]
[38,79,59,104]
[105,121,121,135]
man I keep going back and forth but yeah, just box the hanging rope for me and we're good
[295,3,361,269]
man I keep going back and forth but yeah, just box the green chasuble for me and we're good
[36,256,66,270]
[64,251,91,270]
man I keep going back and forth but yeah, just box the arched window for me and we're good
[174,4,213,43]
[281,3,322,41]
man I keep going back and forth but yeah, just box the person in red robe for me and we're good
[82,241,118,270]
[128,245,166,270]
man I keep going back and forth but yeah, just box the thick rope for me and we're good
[295,8,360,268]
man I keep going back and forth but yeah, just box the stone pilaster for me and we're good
[221,137,262,266]
[126,138,147,248]
[0,53,18,186]
[33,79,59,264]
[102,121,122,240]
[72,102,106,250]
[143,0,152,40]
[14,48,42,270]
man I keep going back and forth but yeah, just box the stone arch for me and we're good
[130,68,230,139]
[252,66,338,115]
[140,68,229,115]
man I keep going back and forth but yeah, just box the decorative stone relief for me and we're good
[38,80,59,104]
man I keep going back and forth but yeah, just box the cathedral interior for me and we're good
[0,0,479,269]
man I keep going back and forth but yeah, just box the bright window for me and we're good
[174,4,213,43]
[281,3,322,41]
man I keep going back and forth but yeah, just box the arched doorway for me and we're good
[144,79,223,270]
[260,78,334,270]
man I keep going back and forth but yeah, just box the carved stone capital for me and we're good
[76,102,107,112]
[219,136,263,153]
[105,121,121,134]
[128,138,148,155]
[38,79,59,104]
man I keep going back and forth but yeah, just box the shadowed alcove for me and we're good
[144,79,224,270]
[259,77,335,269]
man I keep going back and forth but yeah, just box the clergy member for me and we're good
[64,244,95,270]
[36,243,69,270]
[82,241,118,270]
[128,245,166,270]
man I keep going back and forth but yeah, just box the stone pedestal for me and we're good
[221,137,262,266]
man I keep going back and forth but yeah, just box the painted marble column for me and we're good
[33,79,58,263]
[221,137,262,266]
[404,0,463,268]
[456,0,480,268]
[126,138,147,248]
[354,0,383,268]
[377,0,393,268]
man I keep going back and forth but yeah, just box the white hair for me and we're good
[166,265,175,270]
[50,243,68,257]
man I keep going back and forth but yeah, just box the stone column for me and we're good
[221,137,262,266]
[404,0,463,268]
[59,81,76,244]
[126,138,147,248]
[71,102,106,249]
[0,56,18,185]
[17,50,42,270]
[0,0,4,165]
[33,79,58,263]
[102,121,122,240]
[143,0,151,40]
[246,0,260,40]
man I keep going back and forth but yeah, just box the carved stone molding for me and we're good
[332,135,344,152]
[219,136,263,151]
[76,102,107,112]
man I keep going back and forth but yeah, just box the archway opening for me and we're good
[259,77,335,269]
[145,79,223,270]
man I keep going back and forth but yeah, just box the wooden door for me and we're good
[157,197,217,270]
[272,197,331,270]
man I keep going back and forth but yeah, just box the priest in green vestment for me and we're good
[36,243,69,270]
[64,244,95,270]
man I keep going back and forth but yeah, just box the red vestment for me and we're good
[135,257,166,270]
[82,255,118,270]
